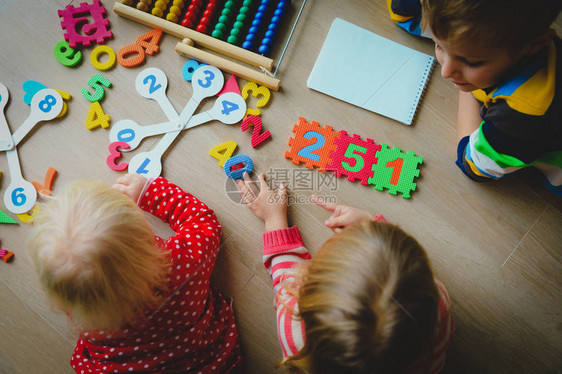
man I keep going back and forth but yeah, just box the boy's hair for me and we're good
[27,179,169,331]
[283,221,439,374]
[421,0,562,52]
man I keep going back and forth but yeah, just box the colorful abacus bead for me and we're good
[152,0,169,17]
[227,0,255,45]
[166,0,185,22]
[196,0,222,33]
[181,0,202,28]
[258,0,288,55]
[242,0,272,50]
[137,0,152,11]
[211,0,240,40]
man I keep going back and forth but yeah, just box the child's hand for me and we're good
[112,173,148,202]
[236,173,288,231]
[311,196,375,233]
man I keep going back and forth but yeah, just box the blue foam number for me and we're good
[224,155,253,179]
[182,60,206,82]
[297,131,325,162]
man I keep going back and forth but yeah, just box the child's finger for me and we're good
[312,195,337,212]
[258,173,270,191]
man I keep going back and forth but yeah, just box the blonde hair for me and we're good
[27,179,169,331]
[421,0,561,53]
[282,221,439,374]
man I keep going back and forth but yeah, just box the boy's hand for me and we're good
[236,173,288,231]
[112,173,148,202]
[311,195,375,233]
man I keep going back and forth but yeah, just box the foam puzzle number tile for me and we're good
[285,117,339,171]
[209,140,238,167]
[241,115,271,147]
[85,101,111,129]
[58,0,113,48]
[224,154,253,179]
[327,131,381,185]
[53,40,82,67]
[368,144,422,199]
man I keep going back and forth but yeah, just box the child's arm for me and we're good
[457,91,483,142]
[113,174,221,260]
[387,0,431,38]
[312,197,385,233]
[236,173,309,357]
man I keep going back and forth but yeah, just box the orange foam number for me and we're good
[136,29,162,55]
[85,101,111,130]
[386,158,404,185]
[117,29,162,68]
[32,167,58,196]
[241,115,271,148]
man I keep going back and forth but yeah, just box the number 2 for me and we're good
[297,131,325,161]
[143,75,162,94]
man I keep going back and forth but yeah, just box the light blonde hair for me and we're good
[421,0,561,53]
[282,221,439,374]
[27,179,170,331]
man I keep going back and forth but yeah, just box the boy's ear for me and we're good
[524,29,556,55]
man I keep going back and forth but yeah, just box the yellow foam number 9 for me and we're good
[90,45,116,71]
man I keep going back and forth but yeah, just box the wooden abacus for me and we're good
[114,0,293,91]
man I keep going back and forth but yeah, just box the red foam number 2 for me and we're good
[241,115,271,147]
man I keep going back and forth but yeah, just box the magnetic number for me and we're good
[221,100,240,115]
[81,73,112,102]
[11,187,26,206]
[90,45,116,71]
[182,60,206,82]
[197,69,215,88]
[143,75,162,94]
[136,158,151,174]
[386,158,404,185]
[53,40,82,67]
[241,115,271,148]
[38,95,57,113]
[342,143,367,172]
[107,142,130,171]
[297,131,325,161]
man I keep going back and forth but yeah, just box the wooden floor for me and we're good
[1,1,561,373]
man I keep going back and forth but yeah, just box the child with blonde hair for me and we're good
[236,173,453,374]
[28,174,242,373]
[390,0,562,194]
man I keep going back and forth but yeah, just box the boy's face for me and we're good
[432,36,525,92]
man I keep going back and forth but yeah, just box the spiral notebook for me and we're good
[307,18,436,125]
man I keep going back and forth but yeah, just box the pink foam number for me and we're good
[241,115,271,147]
[58,0,113,48]
[107,141,130,171]
[217,75,241,97]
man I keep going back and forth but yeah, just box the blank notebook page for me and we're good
[307,18,436,125]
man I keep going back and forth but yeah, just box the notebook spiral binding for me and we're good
[408,57,437,124]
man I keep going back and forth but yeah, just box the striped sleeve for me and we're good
[263,226,311,357]
[456,122,530,181]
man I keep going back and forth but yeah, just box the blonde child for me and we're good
[236,173,453,373]
[390,0,562,194]
[28,174,242,373]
